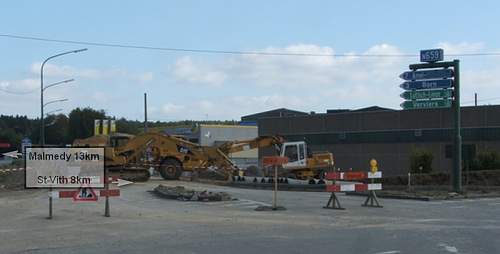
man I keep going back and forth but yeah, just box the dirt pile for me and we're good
[153,184,233,201]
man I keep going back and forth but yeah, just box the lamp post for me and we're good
[43,98,68,108]
[45,108,63,116]
[40,49,87,146]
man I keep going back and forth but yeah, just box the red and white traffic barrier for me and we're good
[52,189,120,199]
[326,183,382,192]
[51,176,124,201]
[324,170,383,210]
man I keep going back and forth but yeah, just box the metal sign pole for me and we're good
[273,165,277,209]
[48,186,53,219]
[453,60,462,193]
[105,175,110,217]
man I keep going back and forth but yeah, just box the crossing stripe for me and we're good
[326,183,382,192]
[325,171,382,180]
[57,189,120,198]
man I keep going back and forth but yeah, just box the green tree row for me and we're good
[0,107,239,151]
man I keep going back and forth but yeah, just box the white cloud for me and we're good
[161,103,185,115]
[435,42,484,55]
[172,56,227,86]
[30,63,154,84]
[0,78,39,93]
[173,43,406,89]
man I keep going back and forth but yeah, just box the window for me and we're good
[284,145,298,162]
[299,144,305,160]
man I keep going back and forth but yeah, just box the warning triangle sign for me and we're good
[73,184,98,201]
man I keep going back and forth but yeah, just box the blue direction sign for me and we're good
[420,49,444,63]
[401,99,452,110]
[400,69,453,81]
[400,79,452,90]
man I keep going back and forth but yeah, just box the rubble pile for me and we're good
[153,184,232,202]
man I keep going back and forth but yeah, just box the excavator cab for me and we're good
[280,141,308,169]
[279,141,334,179]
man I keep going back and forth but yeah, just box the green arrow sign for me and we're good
[400,89,453,100]
[401,99,452,109]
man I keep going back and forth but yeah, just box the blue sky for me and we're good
[1,1,499,120]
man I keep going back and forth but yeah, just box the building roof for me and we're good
[241,108,308,121]
[200,124,257,129]
[352,106,395,112]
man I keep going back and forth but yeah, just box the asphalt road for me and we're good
[0,179,499,254]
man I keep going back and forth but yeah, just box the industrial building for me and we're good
[165,124,258,169]
[247,105,500,176]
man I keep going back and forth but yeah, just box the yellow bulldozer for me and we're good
[73,132,334,182]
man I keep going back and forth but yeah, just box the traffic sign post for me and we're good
[399,69,453,80]
[400,79,453,90]
[420,49,444,63]
[400,99,452,110]
[400,89,452,100]
[398,49,462,193]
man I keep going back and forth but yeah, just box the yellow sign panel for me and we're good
[102,120,109,135]
[370,159,378,173]
[94,120,101,136]
[110,120,116,133]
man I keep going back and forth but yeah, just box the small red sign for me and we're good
[262,156,289,166]
[73,186,98,201]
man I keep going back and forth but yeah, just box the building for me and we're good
[164,124,259,169]
[241,108,308,125]
[254,105,500,176]
[198,124,258,169]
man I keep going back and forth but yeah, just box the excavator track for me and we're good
[106,166,151,182]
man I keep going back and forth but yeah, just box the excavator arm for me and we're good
[217,135,285,155]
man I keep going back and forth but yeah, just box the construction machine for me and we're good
[73,132,238,182]
[73,132,334,182]
[218,136,334,179]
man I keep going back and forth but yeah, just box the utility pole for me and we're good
[144,93,148,133]
[453,59,462,193]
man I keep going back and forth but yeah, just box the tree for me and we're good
[44,114,69,145]
[471,150,500,171]
[68,107,106,141]
[115,118,142,134]
[409,148,434,173]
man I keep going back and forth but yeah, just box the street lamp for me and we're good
[43,79,74,91]
[43,98,68,108]
[45,108,63,116]
[40,48,87,146]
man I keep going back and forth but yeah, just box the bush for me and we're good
[409,148,434,173]
[471,150,500,171]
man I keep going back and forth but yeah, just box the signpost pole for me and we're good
[48,186,53,219]
[273,165,278,210]
[105,175,110,217]
[453,60,462,193]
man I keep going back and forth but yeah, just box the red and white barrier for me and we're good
[324,170,383,209]
[52,189,120,199]
[326,183,382,192]
[51,177,122,200]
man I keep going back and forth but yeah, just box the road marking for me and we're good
[438,243,458,253]
[372,251,400,254]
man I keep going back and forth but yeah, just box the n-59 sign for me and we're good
[420,49,444,63]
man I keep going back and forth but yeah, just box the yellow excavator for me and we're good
[73,132,237,182]
[73,132,334,182]
[218,136,334,179]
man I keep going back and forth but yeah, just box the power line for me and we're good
[0,86,37,95]
[2,33,500,58]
